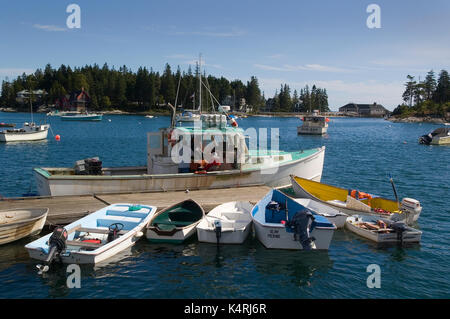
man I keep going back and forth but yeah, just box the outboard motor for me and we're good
[44,226,68,263]
[400,198,422,225]
[214,220,222,246]
[418,133,432,145]
[285,209,315,250]
[391,221,407,244]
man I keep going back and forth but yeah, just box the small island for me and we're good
[388,69,450,123]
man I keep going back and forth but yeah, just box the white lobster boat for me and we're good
[196,201,253,244]
[0,122,49,142]
[25,203,156,264]
[33,119,325,196]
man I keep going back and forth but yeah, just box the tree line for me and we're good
[0,63,329,113]
[393,69,450,117]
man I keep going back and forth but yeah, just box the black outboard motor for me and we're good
[44,226,68,263]
[391,221,407,244]
[418,133,432,145]
[285,209,315,250]
[214,220,222,246]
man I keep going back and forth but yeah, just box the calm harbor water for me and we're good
[0,112,449,298]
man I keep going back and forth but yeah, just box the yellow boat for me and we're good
[289,175,422,225]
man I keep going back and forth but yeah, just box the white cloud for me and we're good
[33,24,67,32]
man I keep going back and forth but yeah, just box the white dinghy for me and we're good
[196,201,253,244]
[0,208,48,245]
[293,198,348,228]
[25,203,156,264]
[345,215,422,244]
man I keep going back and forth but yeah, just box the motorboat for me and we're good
[345,215,422,244]
[146,199,204,243]
[0,208,48,245]
[25,203,156,264]
[251,189,336,250]
[290,175,422,224]
[297,110,329,135]
[196,201,253,244]
[0,122,50,142]
[419,127,450,145]
[61,112,102,121]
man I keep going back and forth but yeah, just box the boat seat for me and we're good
[76,227,128,235]
[106,209,147,219]
[97,216,141,230]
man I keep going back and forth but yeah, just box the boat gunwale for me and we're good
[147,199,205,233]
[0,208,49,226]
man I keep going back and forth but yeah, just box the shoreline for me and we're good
[387,116,448,124]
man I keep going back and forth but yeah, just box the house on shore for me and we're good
[55,88,90,112]
[339,102,389,117]
[16,89,47,104]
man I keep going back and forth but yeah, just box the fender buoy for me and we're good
[230,117,238,127]
[194,170,207,174]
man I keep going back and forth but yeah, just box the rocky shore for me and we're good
[387,116,448,124]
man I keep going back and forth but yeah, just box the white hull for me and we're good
[0,127,48,142]
[345,216,422,243]
[297,126,327,135]
[253,220,335,250]
[34,147,325,196]
[196,201,253,244]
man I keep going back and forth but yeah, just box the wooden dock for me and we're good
[0,186,271,226]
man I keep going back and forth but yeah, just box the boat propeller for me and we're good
[36,226,68,274]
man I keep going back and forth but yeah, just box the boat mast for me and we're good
[199,53,202,114]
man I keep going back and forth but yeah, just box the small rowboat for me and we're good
[146,199,205,244]
[345,215,422,244]
[290,175,422,224]
[25,203,156,264]
[251,189,336,250]
[196,201,253,244]
[0,208,48,245]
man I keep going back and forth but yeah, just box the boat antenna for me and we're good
[174,73,182,111]
[389,174,400,208]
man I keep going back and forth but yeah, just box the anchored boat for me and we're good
[25,203,155,264]
[251,189,336,250]
[0,208,48,245]
[418,127,450,145]
[297,110,329,135]
[345,215,422,244]
[196,201,253,244]
[146,199,205,243]
[61,112,103,121]
[0,122,50,142]
[290,175,422,224]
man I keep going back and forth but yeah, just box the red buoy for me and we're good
[55,134,61,141]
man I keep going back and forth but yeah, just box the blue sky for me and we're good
[1,0,449,110]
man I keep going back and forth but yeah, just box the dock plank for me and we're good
[0,186,271,225]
